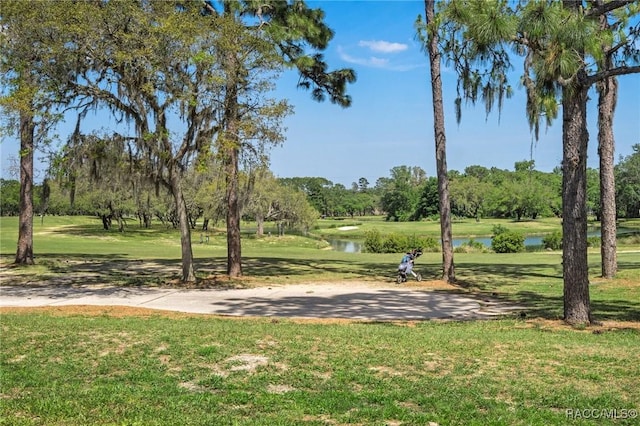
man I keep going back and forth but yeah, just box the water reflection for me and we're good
[328,228,636,253]
[328,239,363,253]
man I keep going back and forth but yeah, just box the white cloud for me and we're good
[368,57,390,67]
[358,40,408,53]
[338,46,389,68]
[337,45,425,72]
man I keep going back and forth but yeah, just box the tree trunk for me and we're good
[225,140,242,277]
[562,83,591,325]
[221,14,243,278]
[15,109,35,265]
[169,170,196,283]
[222,95,242,277]
[425,0,455,282]
[597,75,617,279]
[101,214,111,230]
[256,214,264,237]
[596,11,618,279]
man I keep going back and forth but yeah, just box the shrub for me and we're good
[363,230,438,253]
[492,224,510,236]
[407,234,439,252]
[587,236,601,248]
[542,230,562,250]
[363,229,383,253]
[381,233,407,253]
[492,230,525,253]
[620,233,640,245]
[423,237,440,252]
[466,238,486,250]
[455,238,487,253]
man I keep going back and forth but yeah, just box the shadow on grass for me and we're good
[2,253,179,287]
[491,290,640,322]
[452,258,640,322]
[3,253,397,286]
[48,222,188,239]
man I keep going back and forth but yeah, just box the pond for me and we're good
[328,236,545,254]
[327,228,637,254]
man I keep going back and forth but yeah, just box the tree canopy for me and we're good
[438,0,639,324]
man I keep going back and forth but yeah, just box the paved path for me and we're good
[0,283,520,320]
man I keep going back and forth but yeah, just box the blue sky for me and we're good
[269,0,640,186]
[1,0,639,186]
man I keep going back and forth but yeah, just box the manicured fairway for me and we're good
[2,309,639,425]
[1,216,638,425]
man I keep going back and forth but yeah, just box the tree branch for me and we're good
[587,65,640,85]
[585,0,636,17]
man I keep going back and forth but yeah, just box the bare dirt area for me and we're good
[0,304,183,318]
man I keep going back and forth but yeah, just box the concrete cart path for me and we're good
[0,283,522,320]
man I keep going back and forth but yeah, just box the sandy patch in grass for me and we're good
[256,337,278,349]
[267,384,295,394]
[369,366,404,377]
[336,226,358,231]
[7,355,27,364]
[178,381,208,392]
[225,354,269,372]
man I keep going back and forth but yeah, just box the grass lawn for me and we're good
[311,216,569,240]
[1,215,639,424]
[2,311,639,425]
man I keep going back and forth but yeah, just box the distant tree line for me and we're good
[6,146,637,223]
[280,149,640,222]
[0,161,318,237]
